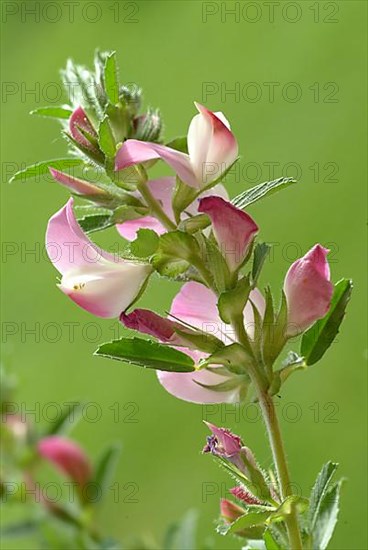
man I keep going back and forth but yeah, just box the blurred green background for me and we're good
[1,1,367,548]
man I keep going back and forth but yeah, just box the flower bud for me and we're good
[133,109,162,142]
[220,498,245,523]
[283,244,333,336]
[69,107,97,146]
[38,436,92,487]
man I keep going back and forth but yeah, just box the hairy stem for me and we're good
[233,323,303,549]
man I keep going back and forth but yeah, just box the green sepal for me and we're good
[268,496,308,524]
[173,328,225,354]
[172,177,197,223]
[94,337,195,372]
[262,290,287,370]
[153,231,200,278]
[218,276,251,324]
[178,213,210,234]
[200,343,253,375]
[165,136,188,153]
[130,229,159,258]
[300,278,353,366]
[198,234,231,292]
[252,243,271,285]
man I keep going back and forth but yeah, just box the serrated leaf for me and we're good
[232,178,297,210]
[312,481,341,550]
[252,243,271,285]
[9,158,85,184]
[98,116,116,158]
[104,52,119,105]
[130,229,159,258]
[95,337,195,372]
[44,402,83,436]
[308,462,338,531]
[30,106,72,119]
[301,279,353,366]
[92,444,121,502]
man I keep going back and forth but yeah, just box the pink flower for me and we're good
[122,282,265,403]
[38,436,92,487]
[283,244,334,336]
[115,103,238,188]
[46,198,151,318]
[198,196,258,271]
[117,177,228,240]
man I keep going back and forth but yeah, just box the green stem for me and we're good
[257,386,303,549]
[137,178,176,232]
[233,323,303,549]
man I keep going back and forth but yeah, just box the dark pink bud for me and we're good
[69,106,97,151]
[230,486,262,505]
[38,436,92,487]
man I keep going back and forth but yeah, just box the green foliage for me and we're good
[252,243,271,285]
[9,159,85,184]
[232,178,297,210]
[301,279,353,366]
[95,337,195,372]
[30,106,72,119]
[130,229,159,258]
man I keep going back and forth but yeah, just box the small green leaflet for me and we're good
[95,337,195,372]
[130,228,159,258]
[104,51,119,105]
[312,481,342,550]
[301,279,353,366]
[9,158,85,184]
[232,177,297,210]
[30,106,72,119]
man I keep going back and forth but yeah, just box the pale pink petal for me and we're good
[49,168,105,196]
[198,196,258,271]
[284,244,333,336]
[244,288,266,339]
[115,140,198,188]
[117,177,175,241]
[157,369,241,404]
[46,198,114,275]
[188,103,238,184]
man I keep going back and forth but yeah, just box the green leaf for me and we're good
[312,481,342,550]
[104,51,119,105]
[153,231,200,277]
[30,106,72,119]
[95,337,195,372]
[172,178,197,222]
[308,462,338,531]
[178,213,210,234]
[301,279,353,366]
[252,243,271,285]
[130,229,159,258]
[264,529,283,550]
[9,158,85,184]
[92,444,121,502]
[232,178,297,210]
[98,116,116,158]
[44,402,83,436]
[199,234,231,292]
[78,214,114,234]
[166,136,188,154]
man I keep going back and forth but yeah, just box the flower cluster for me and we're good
[36,51,339,405]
